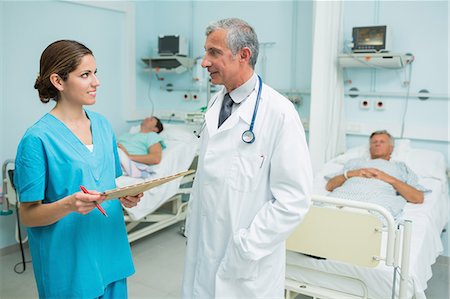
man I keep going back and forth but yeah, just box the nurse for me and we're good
[14,40,142,298]
[181,18,313,298]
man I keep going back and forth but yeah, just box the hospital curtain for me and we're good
[308,0,346,173]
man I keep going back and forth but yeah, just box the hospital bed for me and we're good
[119,123,199,243]
[285,140,449,299]
[1,123,199,244]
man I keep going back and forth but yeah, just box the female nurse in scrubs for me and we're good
[14,40,142,299]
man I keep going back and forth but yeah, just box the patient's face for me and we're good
[370,134,393,160]
[141,117,158,132]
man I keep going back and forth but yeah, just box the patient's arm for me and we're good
[325,174,347,192]
[326,168,373,191]
[365,168,424,204]
[327,167,424,203]
[127,143,163,165]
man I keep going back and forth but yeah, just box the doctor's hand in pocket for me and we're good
[217,236,259,281]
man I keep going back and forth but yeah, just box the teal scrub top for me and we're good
[117,132,166,155]
[14,110,135,298]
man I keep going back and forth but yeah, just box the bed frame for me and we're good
[285,195,412,299]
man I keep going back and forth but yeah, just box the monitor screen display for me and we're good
[352,26,386,52]
[158,35,179,56]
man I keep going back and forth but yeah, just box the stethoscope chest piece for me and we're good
[242,130,255,144]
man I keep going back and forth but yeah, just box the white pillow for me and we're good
[394,148,447,181]
[159,123,197,143]
[129,125,140,134]
[127,123,197,143]
[333,139,412,164]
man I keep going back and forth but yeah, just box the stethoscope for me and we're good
[194,75,263,144]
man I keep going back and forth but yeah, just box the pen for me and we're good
[79,186,108,217]
[259,155,265,168]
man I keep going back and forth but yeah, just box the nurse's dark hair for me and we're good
[34,40,93,103]
[205,18,259,69]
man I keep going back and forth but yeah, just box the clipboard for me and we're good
[103,169,195,200]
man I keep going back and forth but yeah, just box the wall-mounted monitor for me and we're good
[352,26,387,53]
[158,35,188,56]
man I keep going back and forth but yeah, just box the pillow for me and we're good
[159,123,197,143]
[129,125,140,134]
[394,148,447,181]
[333,139,412,164]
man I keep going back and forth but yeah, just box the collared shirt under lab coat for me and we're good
[181,75,313,298]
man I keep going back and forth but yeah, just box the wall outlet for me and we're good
[191,93,199,101]
[183,93,190,101]
[374,100,385,110]
[359,99,370,109]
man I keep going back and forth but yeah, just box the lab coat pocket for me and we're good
[227,152,264,192]
[217,239,260,281]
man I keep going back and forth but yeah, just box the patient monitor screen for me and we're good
[352,26,387,52]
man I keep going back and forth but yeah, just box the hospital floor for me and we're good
[1,223,449,299]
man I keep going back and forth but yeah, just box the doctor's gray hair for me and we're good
[205,18,259,69]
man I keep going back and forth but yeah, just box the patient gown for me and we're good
[329,158,428,219]
[14,110,134,298]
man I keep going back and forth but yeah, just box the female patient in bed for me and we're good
[117,116,166,178]
[325,130,428,219]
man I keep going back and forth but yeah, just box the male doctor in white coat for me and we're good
[181,18,313,298]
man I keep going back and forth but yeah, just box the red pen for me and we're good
[79,186,108,217]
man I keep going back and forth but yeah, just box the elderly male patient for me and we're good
[117,116,166,178]
[326,130,427,219]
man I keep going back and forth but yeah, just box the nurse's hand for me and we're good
[70,191,106,215]
[119,193,143,208]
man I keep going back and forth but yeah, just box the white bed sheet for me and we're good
[287,145,449,299]
[117,124,199,221]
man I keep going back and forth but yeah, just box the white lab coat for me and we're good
[182,80,312,298]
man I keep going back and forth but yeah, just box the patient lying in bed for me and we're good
[117,116,166,178]
[325,130,428,219]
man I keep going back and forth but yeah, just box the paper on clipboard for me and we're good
[103,169,195,200]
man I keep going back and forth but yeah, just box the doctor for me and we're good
[182,18,313,298]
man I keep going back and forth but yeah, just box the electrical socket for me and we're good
[374,100,385,110]
[183,93,190,101]
[359,99,370,109]
[191,93,199,101]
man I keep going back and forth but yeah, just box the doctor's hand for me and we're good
[119,193,143,208]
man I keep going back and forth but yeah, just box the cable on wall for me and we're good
[146,68,154,116]
[399,62,413,138]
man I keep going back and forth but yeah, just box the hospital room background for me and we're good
[0,0,448,279]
